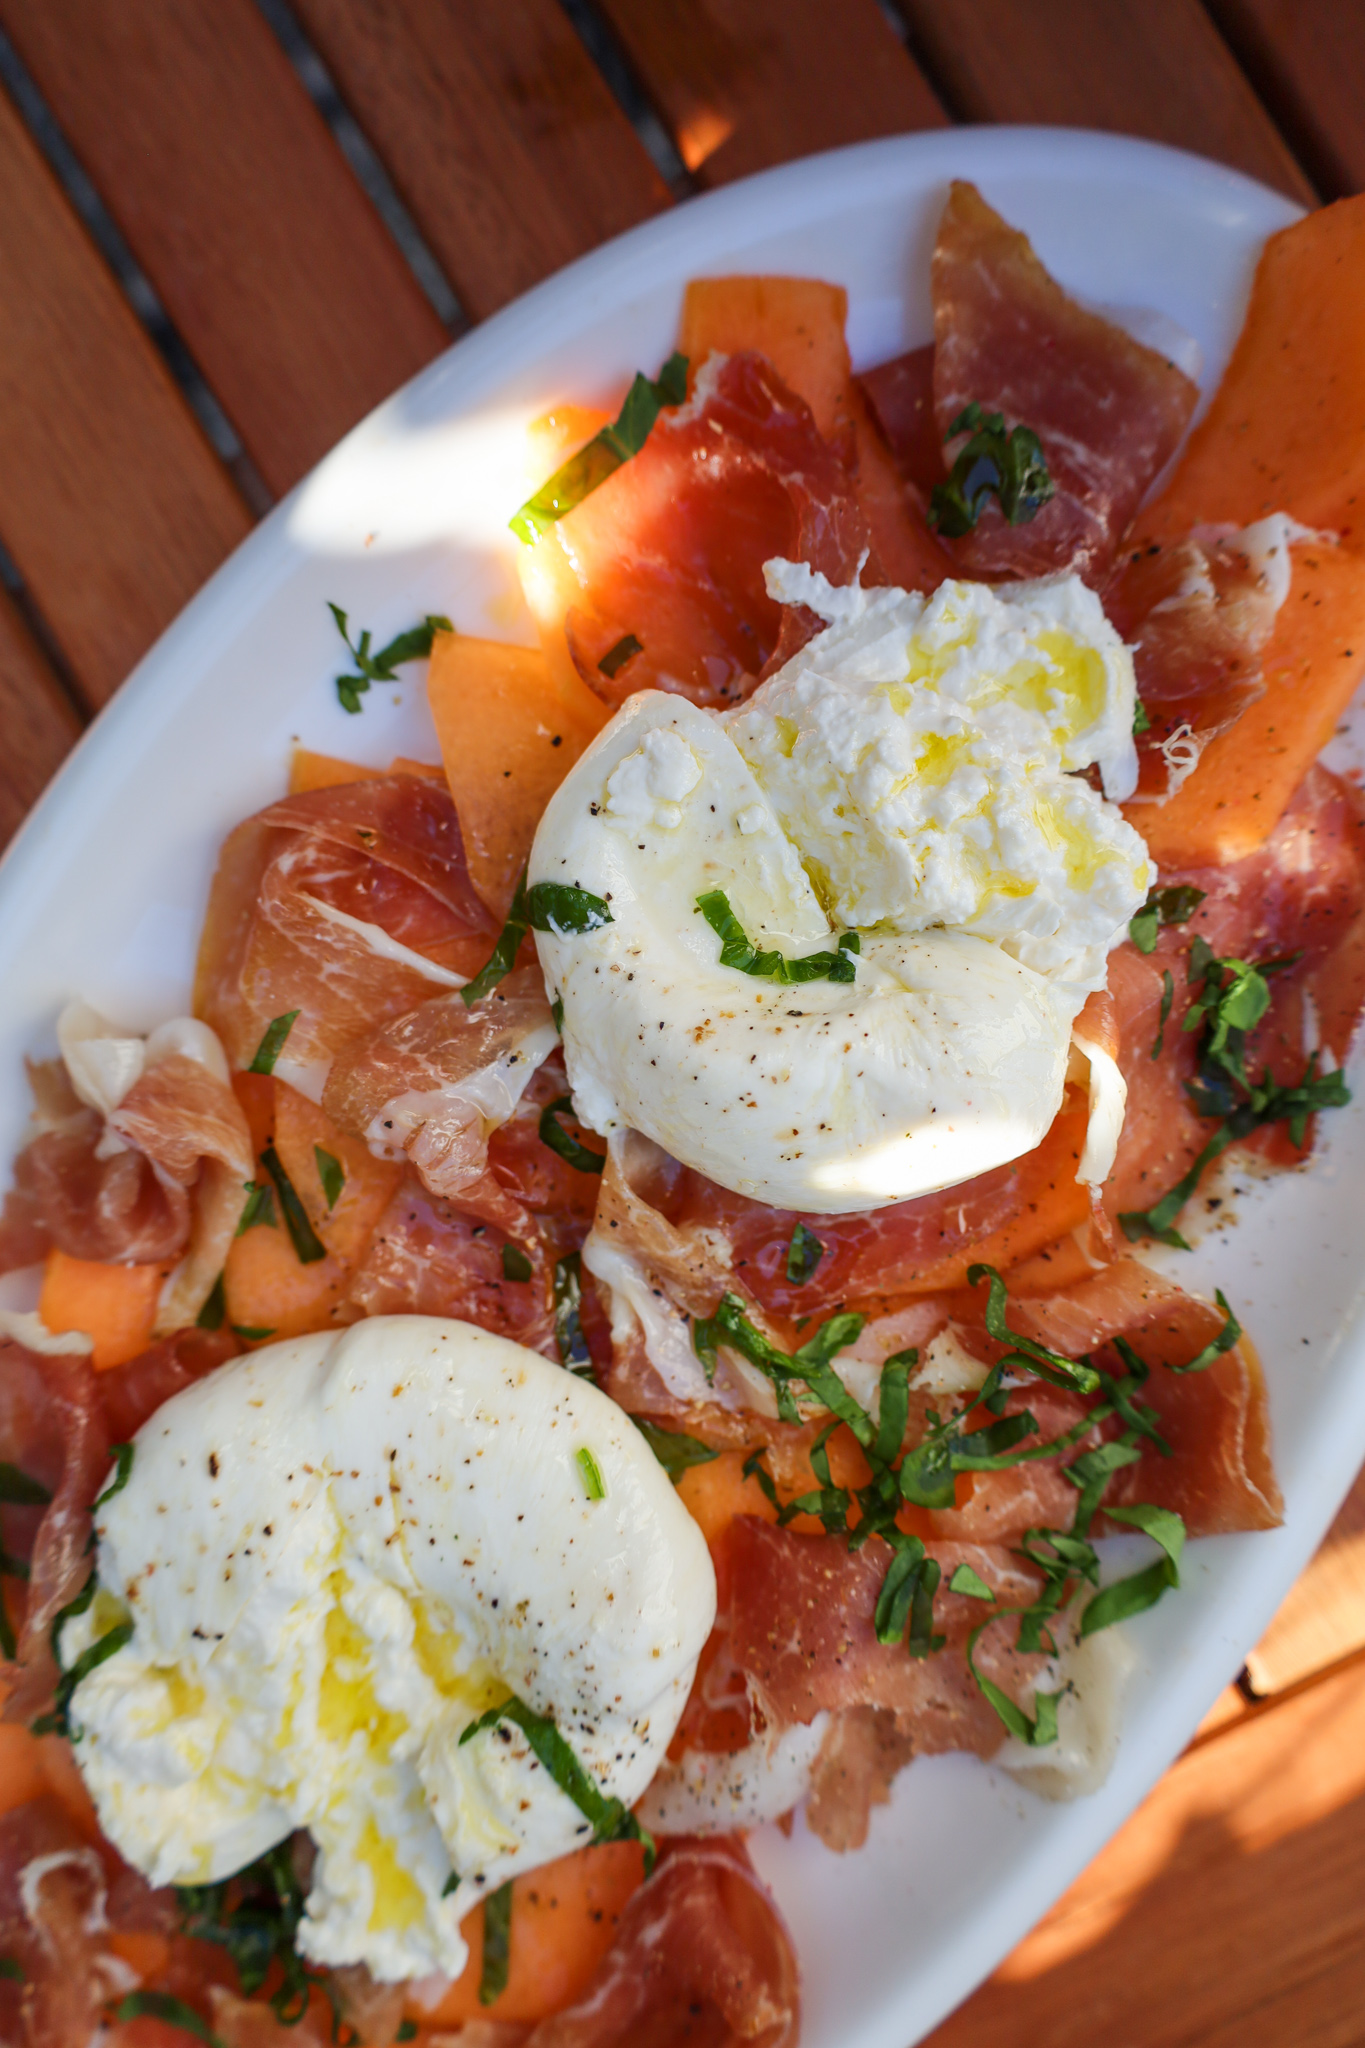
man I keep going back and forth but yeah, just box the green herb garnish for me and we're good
[94,1444,134,1510]
[696,889,858,985]
[462,871,613,1009]
[632,1417,719,1482]
[247,1009,299,1076]
[598,633,642,679]
[460,1695,655,1871]
[1128,883,1206,955]
[1152,969,1174,1061]
[539,1098,604,1175]
[501,1242,533,1283]
[0,1958,23,1981]
[232,1325,276,1343]
[328,603,453,715]
[1119,938,1349,1247]
[261,1147,327,1266]
[551,994,565,1034]
[968,1263,1101,1395]
[0,1463,51,1507]
[196,1272,226,1332]
[480,1880,513,2006]
[785,1222,824,1285]
[34,1577,133,1739]
[314,1147,345,1211]
[1133,697,1151,736]
[576,1446,606,1500]
[112,1992,226,2048]
[176,1840,324,2027]
[927,402,1054,536]
[510,355,688,545]
[236,1180,276,1235]
[948,1562,996,1601]
[553,1253,593,1375]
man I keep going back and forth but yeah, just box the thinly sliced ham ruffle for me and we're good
[530,351,872,713]
[522,1835,798,2048]
[194,774,495,1069]
[930,180,1198,583]
[347,1172,555,1355]
[322,967,557,1205]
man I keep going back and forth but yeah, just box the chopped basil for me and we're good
[1128,883,1206,955]
[441,1872,459,1897]
[526,881,614,936]
[232,1326,277,1343]
[968,1263,1101,1395]
[479,1880,514,2006]
[785,1222,824,1285]
[1133,696,1151,736]
[177,1840,321,2025]
[927,402,1055,537]
[94,1444,134,1511]
[112,1992,226,2048]
[598,633,643,680]
[247,1009,299,1076]
[948,1562,996,1601]
[397,2024,419,2042]
[0,1463,51,1507]
[1080,1503,1186,1637]
[539,1097,605,1175]
[34,1577,132,1740]
[0,1957,22,1981]
[328,602,453,714]
[1171,1290,1242,1374]
[632,1417,719,1482]
[874,1539,944,1658]
[966,1621,1061,1747]
[553,1253,593,1374]
[1151,969,1175,1061]
[696,888,858,985]
[692,1295,867,1431]
[551,994,565,1035]
[314,1147,345,1211]
[501,1242,534,1283]
[460,1695,655,1871]
[576,1446,606,1500]
[462,873,613,1010]
[510,354,688,545]
[236,1180,276,1235]
[196,1272,227,1331]
[261,1147,327,1265]
[1119,935,1349,1245]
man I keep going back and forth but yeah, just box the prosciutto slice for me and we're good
[535,351,872,713]
[194,774,495,1068]
[322,967,557,1205]
[1107,519,1313,802]
[523,1835,798,2048]
[930,180,1198,583]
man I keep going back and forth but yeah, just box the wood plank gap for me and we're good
[1205,0,1365,202]
[1184,1638,1365,1755]
[559,0,693,197]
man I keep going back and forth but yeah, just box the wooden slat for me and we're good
[928,1659,1365,2047]
[1245,1467,1365,1695]
[593,0,946,185]
[0,86,250,711]
[288,0,670,323]
[0,0,449,499]
[892,0,1316,206]
[0,590,81,852]
[1209,0,1365,201]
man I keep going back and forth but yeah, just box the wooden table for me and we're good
[0,4,1362,2041]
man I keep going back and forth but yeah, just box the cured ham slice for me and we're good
[0,1341,107,1724]
[930,181,1198,583]
[322,967,557,1205]
[97,1326,238,1445]
[520,352,872,714]
[726,1517,1045,1758]
[522,1835,798,2048]
[1108,519,1312,803]
[194,774,495,1069]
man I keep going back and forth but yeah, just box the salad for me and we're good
[0,174,1362,2048]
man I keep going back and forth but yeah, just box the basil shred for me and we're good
[176,1840,339,2031]
[598,632,642,680]
[479,1880,514,2006]
[248,1009,299,1076]
[261,1146,327,1266]
[1128,883,1206,955]
[539,1097,605,1175]
[633,1416,719,1483]
[0,1465,51,1662]
[314,1146,345,1211]
[696,888,859,985]
[1121,934,1350,1247]
[460,1695,655,1871]
[927,402,1055,536]
[327,603,452,715]
[462,871,614,1009]
[785,1222,824,1286]
[553,1252,593,1375]
[509,353,688,545]
[718,1266,1241,1746]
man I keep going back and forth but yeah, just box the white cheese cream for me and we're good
[63,1319,715,1984]
[531,566,1151,1212]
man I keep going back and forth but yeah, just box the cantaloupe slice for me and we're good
[415,1840,646,2026]
[288,748,443,795]
[38,1250,162,1370]
[679,275,855,443]
[271,1082,400,1268]
[427,631,609,919]
[1127,193,1365,865]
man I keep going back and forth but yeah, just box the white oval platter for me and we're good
[2,125,1361,2048]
